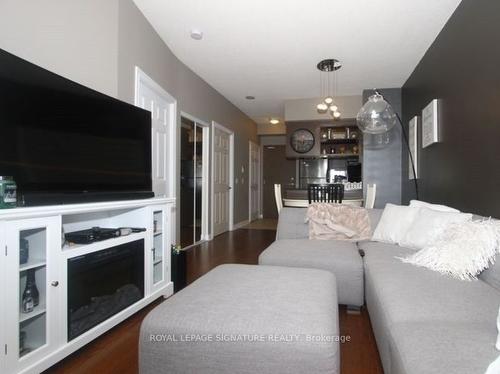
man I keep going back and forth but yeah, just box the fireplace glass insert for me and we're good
[67,239,144,340]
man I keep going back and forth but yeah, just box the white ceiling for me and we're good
[133,0,462,125]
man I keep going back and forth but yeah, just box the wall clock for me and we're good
[290,128,315,153]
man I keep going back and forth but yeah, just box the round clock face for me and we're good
[291,129,315,153]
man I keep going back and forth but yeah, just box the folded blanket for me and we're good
[306,203,372,241]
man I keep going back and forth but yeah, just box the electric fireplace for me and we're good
[67,239,145,340]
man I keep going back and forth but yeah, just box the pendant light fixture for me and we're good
[316,59,342,119]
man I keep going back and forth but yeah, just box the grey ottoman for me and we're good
[259,239,364,308]
[140,264,339,374]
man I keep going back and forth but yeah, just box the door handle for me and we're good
[51,281,59,287]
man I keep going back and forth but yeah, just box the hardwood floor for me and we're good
[45,228,383,374]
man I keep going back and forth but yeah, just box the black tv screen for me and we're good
[0,48,153,205]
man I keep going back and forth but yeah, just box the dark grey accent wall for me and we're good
[362,88,402,208]
[401,0,500,217]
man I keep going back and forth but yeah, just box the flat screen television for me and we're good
[0,48,154,206]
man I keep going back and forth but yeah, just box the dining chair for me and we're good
[274,184,283,214]
[365,184,377,209]
[307,184,344,204]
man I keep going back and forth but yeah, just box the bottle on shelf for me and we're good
[22,292,34,313]
[22,269,39,313]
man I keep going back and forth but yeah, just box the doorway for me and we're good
[180,115,209,248]
[134,67,176,198]
[211,122,234,237]
[262,145,296,219]
[249,141,261,222]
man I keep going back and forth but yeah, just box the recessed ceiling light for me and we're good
[190,29,203,40]
[269,118,280,125]
[245,96,255,100]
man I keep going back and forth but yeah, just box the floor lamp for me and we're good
[356,90,419,200]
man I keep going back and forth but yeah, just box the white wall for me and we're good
[0,0,119,98]
[257,122,287,136]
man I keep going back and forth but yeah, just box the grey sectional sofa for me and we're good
[259,207,500,374]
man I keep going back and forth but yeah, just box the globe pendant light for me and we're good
[356,89,419,200]
[316,59,342,119]
[356,92,397,134]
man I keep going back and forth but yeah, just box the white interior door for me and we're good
[212,124,232,236]
[135,67,176,198]
[249,141,260,221]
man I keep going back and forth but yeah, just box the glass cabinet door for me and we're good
[151,207,171,293]
[4,216,61,373]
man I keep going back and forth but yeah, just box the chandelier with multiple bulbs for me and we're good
[316,59,342,119]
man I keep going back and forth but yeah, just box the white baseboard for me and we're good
[201,233,212,241]
[232,219,250,230]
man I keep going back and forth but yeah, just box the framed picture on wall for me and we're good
[422,99,440,148]
[409,116,418,180]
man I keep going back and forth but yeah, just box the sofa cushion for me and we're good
[481,254,500,291]
[361,240,500,374]
[363,241,500,324]
[276,208,309,240]
[259,239,364,307]
[389,321,498,374]
[366,208,383,232]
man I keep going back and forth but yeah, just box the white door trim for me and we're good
[211,121,234,236]
[180,112,210,242]
[259,144,264,219]
[134,66,177,199]
[248,140,261,222]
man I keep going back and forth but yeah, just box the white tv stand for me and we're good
[0,197,175,374]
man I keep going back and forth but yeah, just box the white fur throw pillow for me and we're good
[400,219,500,281]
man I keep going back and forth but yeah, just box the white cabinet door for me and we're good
[0,225,5,374]
[4,216,62,374]
[150,206,172,294]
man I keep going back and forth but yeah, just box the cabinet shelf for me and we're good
[63,232,144,252]
[320,153,360,159]
[19,303,46,323]
[19,260,46,272]
[320,138,358,144]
